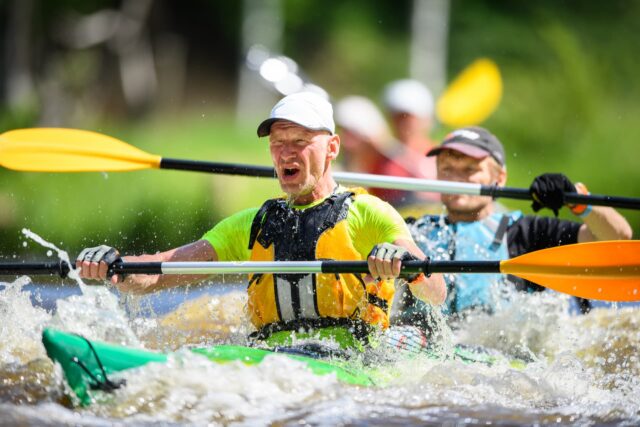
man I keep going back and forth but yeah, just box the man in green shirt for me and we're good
[77,91,446,351]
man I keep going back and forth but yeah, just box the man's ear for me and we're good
[327,134,340,160]
[496,166,507,186]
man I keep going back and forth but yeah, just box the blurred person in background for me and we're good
[379,79,440,214]
[396,126,632,329]
[334,96,393,175]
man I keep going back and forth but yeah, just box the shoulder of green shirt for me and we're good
[347,191,413,257]
[200,206,260,261]
[350,192,409,226]
[200,188,410,261]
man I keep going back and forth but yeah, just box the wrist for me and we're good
[408,273,445,305]
[408,273,428,299]
[567,182,592,217]
[408,272,427,285]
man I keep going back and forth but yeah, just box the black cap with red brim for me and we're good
[427,126,506,167]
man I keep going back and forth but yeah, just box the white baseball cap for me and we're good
[257,91,335,137]
[382,79,434,119]
[335,96,391,143]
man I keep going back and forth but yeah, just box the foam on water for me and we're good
[2,279,639,424]
[1,231,639,424]
[0,276,52,365]
[20,229,140,346]
[89,350,342,424]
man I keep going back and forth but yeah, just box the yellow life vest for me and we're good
[246,191,394,338]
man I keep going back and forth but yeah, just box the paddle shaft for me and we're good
[2,128,638,209]
[0,259,500,278]
[160,158,640,210]
[0,261,71,277]
[3,240,639,302]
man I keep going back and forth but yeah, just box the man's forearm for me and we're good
[579,206,633,242]
[115,240,217,294]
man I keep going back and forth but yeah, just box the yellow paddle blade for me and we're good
[501,240,640,302]
[436,58,502,127]
[0,128,162,172]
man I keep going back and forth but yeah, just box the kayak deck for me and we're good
[41,328,375,406]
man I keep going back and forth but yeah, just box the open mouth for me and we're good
[281,167,300,179]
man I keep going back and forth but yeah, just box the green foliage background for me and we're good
[1,0,639,260]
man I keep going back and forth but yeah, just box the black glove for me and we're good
[76,245,122,278]
[529,173,576,216]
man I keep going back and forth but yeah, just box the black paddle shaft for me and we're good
[160,158,640,210]
[0,261,162,278]
[481,186,640,210]
[320,260,500,275]
[160,158,276,177]
[0,261,71,277]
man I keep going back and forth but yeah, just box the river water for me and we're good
[1,270,639,426]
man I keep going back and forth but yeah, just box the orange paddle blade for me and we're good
[501,240,640,302]
[0,128,162,172]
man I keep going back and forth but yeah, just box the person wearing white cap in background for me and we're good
[383,79,436,151]
[334,96,392,175]
[76,91,447,355]
[378,79,440,211]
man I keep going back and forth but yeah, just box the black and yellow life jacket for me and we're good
[246,191,394,339]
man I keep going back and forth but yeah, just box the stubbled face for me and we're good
[437,149,506,215]
[269,121,339,202]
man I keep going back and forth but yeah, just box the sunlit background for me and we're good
[1,0,639,258]
[2,2,640,425]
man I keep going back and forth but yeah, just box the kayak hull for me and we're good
[41,328,374,406]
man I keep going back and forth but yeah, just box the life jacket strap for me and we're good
[489,214,510,251]
[367,293,389,312]
[248,199,279,250]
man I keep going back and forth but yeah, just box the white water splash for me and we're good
[1,276,639,424]
[21,228,85,291]
[0,276,52,364]
[20,228,140,346]
[1,229,638,425]
[90,350,341,424]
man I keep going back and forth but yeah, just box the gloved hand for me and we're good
[76,245,122,281]
[529,173,576,216]
[367,243,420,280]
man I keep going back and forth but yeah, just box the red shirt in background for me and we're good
[369,145,440,207]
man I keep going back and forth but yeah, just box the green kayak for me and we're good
[42,328,375,406]
[42,327,525,406]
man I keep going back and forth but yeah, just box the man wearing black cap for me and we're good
[397,126,632,325]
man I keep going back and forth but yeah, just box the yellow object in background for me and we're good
[436,58,503,128]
